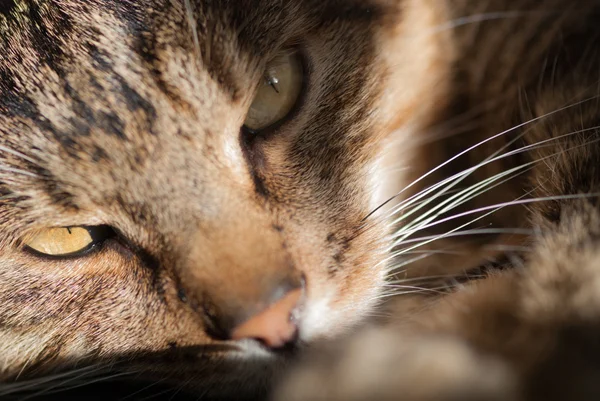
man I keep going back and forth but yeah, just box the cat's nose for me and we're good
[180,216,306,348]
[230,287,302,348]
[198,273,305,349]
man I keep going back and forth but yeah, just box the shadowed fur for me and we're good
[0,0,444,398]
[276,1,600,401]
[2,0,600,400]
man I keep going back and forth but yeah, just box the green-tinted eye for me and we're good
[244,51,303,132]
[25,226,112,257]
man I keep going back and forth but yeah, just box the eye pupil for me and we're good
[266,75,281,94]
[270,81,280,94]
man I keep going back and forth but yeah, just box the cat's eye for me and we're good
[25,226,113,257]
[244,51,304,132]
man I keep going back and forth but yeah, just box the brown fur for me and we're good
[0,0,433,398]
[276,1,600,401]
[2,0,600,400]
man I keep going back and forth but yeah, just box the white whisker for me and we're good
[0,144,38,165]
[0,166,39,178]
[423,11,537,36]
[367,95,600,221]
[412,193,599,236]
[184,0,201,57]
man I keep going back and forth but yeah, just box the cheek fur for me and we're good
[0,0,452,395]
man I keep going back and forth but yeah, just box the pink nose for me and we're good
[231,288,302,348]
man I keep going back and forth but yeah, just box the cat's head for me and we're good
[0,0,450,396]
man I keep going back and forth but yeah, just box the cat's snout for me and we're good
[231,286,303,348]
[198,273,305,349]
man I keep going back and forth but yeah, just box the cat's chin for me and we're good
[8,343,292,401]
[122,344,293,401]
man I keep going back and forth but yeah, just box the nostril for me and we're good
[201,298,230,341]
[197,274,306,346]
[177,288,187,303]
[231,288,303,349]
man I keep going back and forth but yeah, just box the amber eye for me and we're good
[25,226,113,257]
[244,51,304,132]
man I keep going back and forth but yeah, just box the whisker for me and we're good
[379,128,534,224]
[389,163,532,242]
[18,371,136,401]
[484,244,532,253]
[0,364,110,396]
[385,122,599,224]
[413,193,599,236]
[184,0,201,57]
[383,197,528,272]
[386,134,600,252]
[0,166,39,178]
[422,11,539,36]
[119,376,170,401]
[386,249,468,256]
[371,285,452,301]
[0,144,39,165]
[386,273,485,285]
[365,95,600,221]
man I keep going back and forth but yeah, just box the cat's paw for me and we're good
[274,328,518,401]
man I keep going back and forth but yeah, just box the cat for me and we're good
[1,0,600,400]
[274,1,600,401]
[0,0,432,398]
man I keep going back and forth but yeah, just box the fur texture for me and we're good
[1,0,600,400]
[276,1,600,401]
[0,0,441,398]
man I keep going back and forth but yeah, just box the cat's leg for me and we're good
[273,326,517,401]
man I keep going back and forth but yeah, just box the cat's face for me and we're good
[0,0,450,396]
